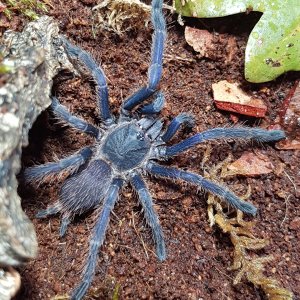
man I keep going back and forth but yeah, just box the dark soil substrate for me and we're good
[7,0,300,299]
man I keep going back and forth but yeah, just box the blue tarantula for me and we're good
[25,0,285,299]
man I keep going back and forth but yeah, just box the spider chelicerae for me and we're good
[25,0,285,299]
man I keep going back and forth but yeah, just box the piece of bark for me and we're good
[0,16,73,299]
[0,267,21,299]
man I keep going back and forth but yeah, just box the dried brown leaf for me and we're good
[227,151,274,176]
[212,80,267,117]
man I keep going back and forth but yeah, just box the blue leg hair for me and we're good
[147,162,257,216]
[62,37,113,125]
[161,113,195,142]
[36,203,60,218]
[165,127,286,157]
[148,0,166,89]
[130,174,166,261]
[37,206,71,237]
[71,178,123,300]
[139,91,165,115]
[60,213,71,237]
[122,0,166,113]
[51,97,99,137]
[24,147,93,182]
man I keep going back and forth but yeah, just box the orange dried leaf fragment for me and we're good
[184,27,237,63]
[185,27,214,57]
[227,151,274,176]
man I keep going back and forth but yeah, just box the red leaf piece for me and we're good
[280,81,300,129]
[276,81,300,150]
[212,80,267,117]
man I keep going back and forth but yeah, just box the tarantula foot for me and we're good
[35,204,60,218]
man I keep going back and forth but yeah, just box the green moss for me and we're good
[3,0,48,20]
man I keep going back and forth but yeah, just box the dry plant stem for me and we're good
[92,0,151,34]
[92,0,175,35]
[204,152,293,300]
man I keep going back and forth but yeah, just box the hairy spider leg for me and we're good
[71,178,123,300]
[36,204,72,237]
[60,212,72,237]
[35,203,61,218]
[139,91,165,115]
[164,127,286,157]
[130,174,166,261]
[121,0,166,114]
[147,162,257,215]
[62,38,113,125]
[161,113,195,142]
[51,97,99,137]
[24,147,93,182]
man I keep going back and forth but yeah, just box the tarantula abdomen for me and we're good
[60,159,113,214]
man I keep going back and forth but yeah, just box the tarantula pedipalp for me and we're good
[25,0,285,299]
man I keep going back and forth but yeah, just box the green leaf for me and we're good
[174,0,300,83]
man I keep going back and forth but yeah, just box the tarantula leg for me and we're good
[161,113,195,142]
[36,202,61,218]
[121,0,166,114]
[146,162,257,216]
[62,37,113,125]
[164,127,286,157]
[139,91,165,115]
[130,173,166,261]
[24,147,93,182]
[51,97,100,137]
[71,178,123,300]
[59,212,72,237]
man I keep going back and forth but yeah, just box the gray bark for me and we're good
[0,16,73,299]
